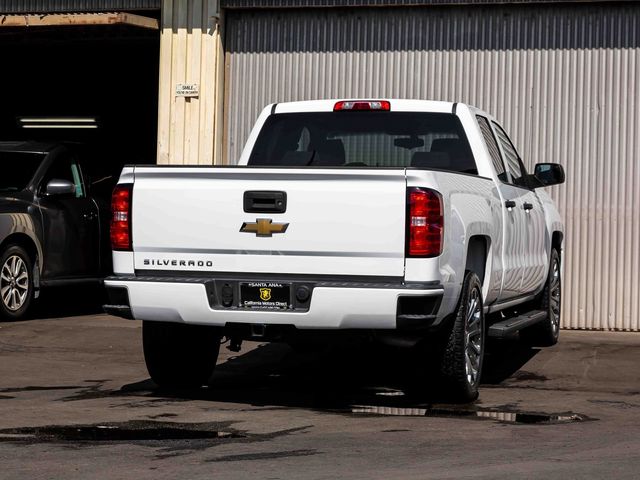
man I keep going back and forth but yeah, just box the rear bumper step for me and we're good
[103,286,134,320]
[103,277,444,330]
[488,310,547,339]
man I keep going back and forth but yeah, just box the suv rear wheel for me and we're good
[143,321,222,389]
[0,245,34,321]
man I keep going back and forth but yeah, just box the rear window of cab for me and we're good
[248,112,477,175]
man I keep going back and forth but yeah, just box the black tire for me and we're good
[143,321,222,389]
[0,245,35,321]
[438,271,485,402]
[524,248,561,347]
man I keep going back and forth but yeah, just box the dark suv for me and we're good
[0,142,112,319]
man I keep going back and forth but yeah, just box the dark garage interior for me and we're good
[0,19,160,196]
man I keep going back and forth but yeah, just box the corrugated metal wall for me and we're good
[224,4,640,331]
[157,0,225,165]
[0,0,160,13]
[222,0,630,7]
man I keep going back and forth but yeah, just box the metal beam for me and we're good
[0,12,159,29]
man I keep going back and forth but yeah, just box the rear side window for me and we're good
[476,116,508,183]
[248,112,478,174]
[0,152,45,192]
[492,122,529,189]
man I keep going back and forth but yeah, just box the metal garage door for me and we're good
[224,4,640,331]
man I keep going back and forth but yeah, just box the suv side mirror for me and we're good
[533,163,565,187]
[45,179,76,196]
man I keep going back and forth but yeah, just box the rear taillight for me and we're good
[334,100,390,111]
[111,184,133,251]
[407,187,443,257]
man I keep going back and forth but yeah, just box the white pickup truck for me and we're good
[104,99,564,401]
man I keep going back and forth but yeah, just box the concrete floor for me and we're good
[0,305,639,479]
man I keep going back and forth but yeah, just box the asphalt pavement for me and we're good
[0,298,639,479]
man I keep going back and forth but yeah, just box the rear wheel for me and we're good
[0,245,34,321]
[438,271,485,402]
[524,248,561,346]
[143,321,222,389]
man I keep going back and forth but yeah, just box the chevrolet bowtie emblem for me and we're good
[240,218,289,237]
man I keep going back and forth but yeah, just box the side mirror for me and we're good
[45,179,76,197]
[533,163,565,187]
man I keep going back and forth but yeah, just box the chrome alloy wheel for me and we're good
[0,255,29,312]
[464,287,483,387]
[549,258,561,335]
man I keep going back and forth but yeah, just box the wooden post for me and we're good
[157,0,224,165]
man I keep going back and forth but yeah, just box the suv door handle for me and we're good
[505,200,516,209]
[523,202,534,211]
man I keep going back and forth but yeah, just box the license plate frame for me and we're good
[240,282,291,310]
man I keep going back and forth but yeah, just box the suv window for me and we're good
[42,153,85,198]
[0,152,46,192]
[476,116,508,183]
[491,122,529,188]
[249,112,478,174]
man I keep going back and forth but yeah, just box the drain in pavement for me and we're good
[350,405,589,424]
[0,421,243,443]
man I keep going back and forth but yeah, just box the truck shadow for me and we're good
[27,284,106,320]
[122,340,541,411]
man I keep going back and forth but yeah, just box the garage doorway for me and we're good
[0,17,160,199]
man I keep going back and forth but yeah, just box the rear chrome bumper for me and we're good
[104,275,444,330]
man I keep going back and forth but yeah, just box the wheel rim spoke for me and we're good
[15,273,28,289]
[1,268,10,282]
[13,258,22,277]
[1,286,11,305]
[16,289,27,306]
[548,258,561,331]
[464,287,483,386]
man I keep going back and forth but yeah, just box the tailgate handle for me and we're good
[243,191,287,213]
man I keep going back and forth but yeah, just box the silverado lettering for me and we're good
[143,259,213,267]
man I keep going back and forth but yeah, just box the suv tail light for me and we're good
[111,184,133,251]
[334,100,390,111]
[407,187,443,257]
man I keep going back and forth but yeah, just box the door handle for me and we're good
[243,191,287,213]
[523,202,534,211]
[505,200,516,209]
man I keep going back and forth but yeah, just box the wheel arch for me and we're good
[0,233,42,275]
[465,235,491,288]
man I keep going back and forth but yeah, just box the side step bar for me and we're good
[488,310,547,339]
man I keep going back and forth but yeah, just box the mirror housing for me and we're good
[532,163,565,188]
[45,179,76,197]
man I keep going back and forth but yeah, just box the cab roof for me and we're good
[271,99,486,115]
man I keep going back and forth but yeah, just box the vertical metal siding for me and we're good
[0,0,160,13]
[221,0,636,8]
[225,5,640,331]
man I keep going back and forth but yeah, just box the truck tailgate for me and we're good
[131,167,407,277]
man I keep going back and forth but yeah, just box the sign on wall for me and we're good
[175,83,199,98]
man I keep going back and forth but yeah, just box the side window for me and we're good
[43,154,85,198]
[492,122,529,189]
[476,115,508,183]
